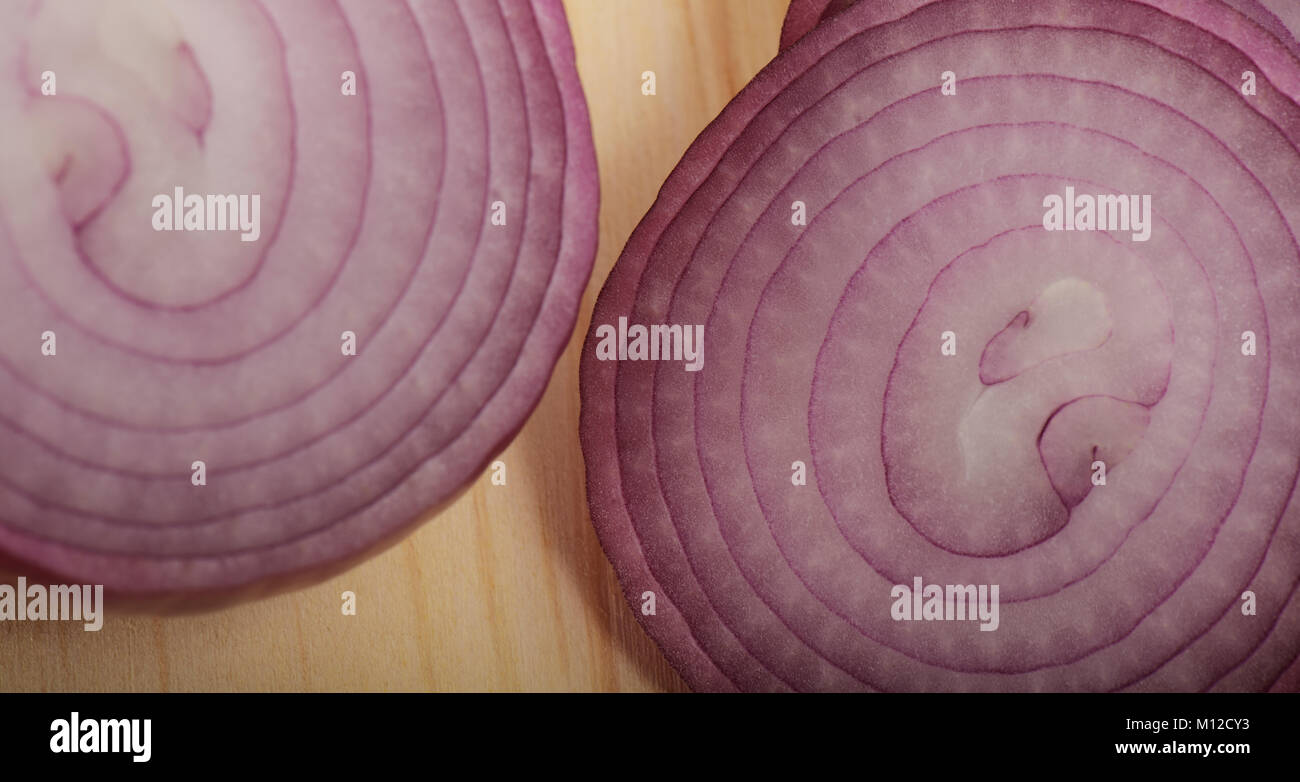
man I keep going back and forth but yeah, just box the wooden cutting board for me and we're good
[0,0,788,692]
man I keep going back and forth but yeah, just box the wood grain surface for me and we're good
[0,0,788,692]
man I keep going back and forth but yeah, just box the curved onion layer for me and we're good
[582,0,1300,691]
[0,0,596,599]
[778,0,852,51]
[782,0,1300,52]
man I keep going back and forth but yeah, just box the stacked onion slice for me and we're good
[0,0,596,600]
[582,0,1300,690]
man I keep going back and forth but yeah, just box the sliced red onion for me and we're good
[583,0,1300,691]
[0,0,596,600]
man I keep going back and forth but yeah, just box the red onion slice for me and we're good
[582,0,1300,691]
[0,0,596,600]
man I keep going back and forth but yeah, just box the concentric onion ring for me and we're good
[0,0,596,599]
[582,0,1300,691]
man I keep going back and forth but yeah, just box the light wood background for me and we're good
[0,0,788,692]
